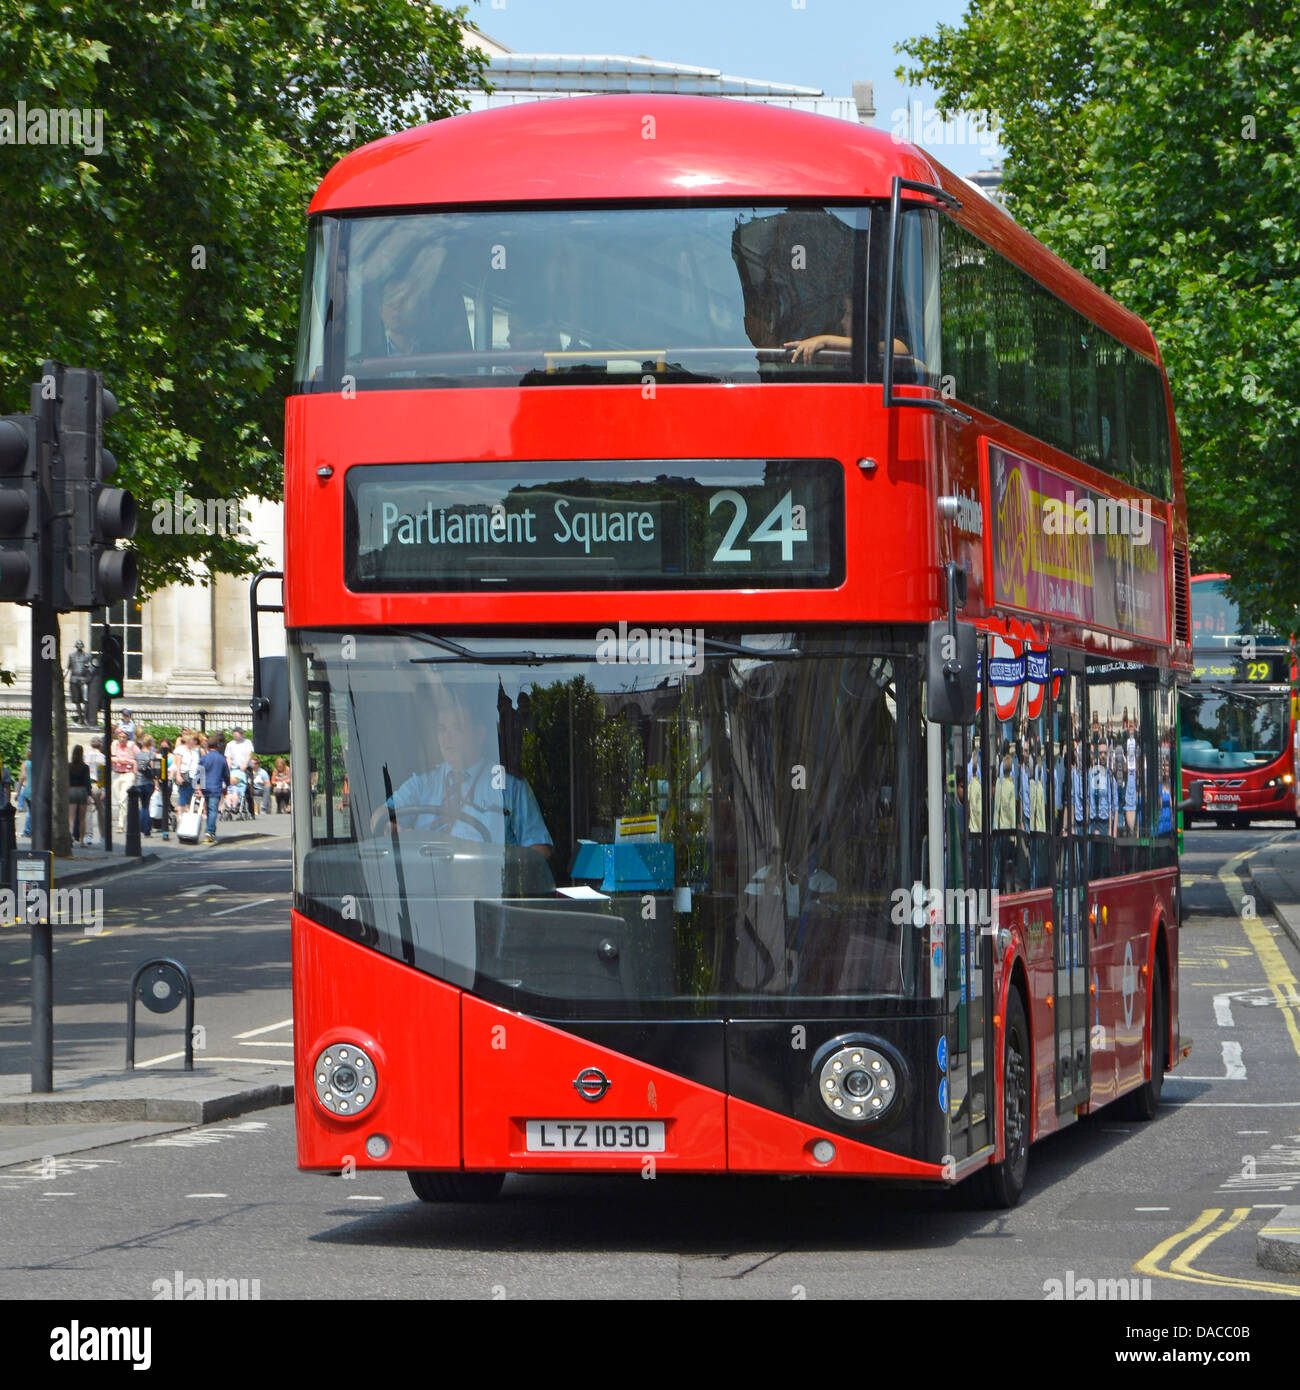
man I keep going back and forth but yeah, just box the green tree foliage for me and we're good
[0,1,487,594]
[899,0,1300,630]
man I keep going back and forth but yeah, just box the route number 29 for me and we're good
[1245,661,1269,681]
[709,489,807,563]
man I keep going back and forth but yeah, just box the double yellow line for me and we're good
[1135,1208,1300,1295]
[1218,844,1300,1064]
[1134,844,1300,1294]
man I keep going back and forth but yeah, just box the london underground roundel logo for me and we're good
[991,635,1021,721]
[573,1067,613,1102]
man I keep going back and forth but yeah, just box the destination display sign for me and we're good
[1191,653,1292,683]
[345,459,844,592]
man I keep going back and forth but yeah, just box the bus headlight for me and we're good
[313,1042,377,1118]
[816,1039,899,1123]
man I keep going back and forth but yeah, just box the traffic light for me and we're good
[0,412,39,601]
[58,365,137,610]
[99,628,124,702]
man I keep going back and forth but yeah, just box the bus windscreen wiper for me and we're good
[696,636,805,660]
[401,631,547,666]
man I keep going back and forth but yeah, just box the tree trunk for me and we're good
[51,631,72,858]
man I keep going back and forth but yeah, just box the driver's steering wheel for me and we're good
[381,804,492,841]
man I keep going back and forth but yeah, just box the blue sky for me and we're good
[466,0,1001,176]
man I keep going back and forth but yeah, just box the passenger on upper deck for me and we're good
[783,292,919,373]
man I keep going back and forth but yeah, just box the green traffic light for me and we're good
[104,678,121,697]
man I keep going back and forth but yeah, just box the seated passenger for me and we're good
[784,294,914,369]
[371,694,553,857]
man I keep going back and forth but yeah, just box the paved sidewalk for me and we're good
[2,814,296,1165]
[1245,829,1300,954]
[1257,1207,1300,1273]
[13,811,293,886]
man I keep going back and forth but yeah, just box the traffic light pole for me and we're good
[103,694,112,853]
[29,597,56,1092]
[28,371,57,1094]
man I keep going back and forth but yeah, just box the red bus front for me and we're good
[1181,576,1298,826]
[280,96,1187,1205]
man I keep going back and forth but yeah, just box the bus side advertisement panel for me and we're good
[983,440,1168,644]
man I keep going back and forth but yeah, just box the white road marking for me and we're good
[211,897,277,917]
[1177,1040,1246,1081]
[233,1018,293,1039]
[1213,994,1235,1027]
[1134,1206,1170,1211]
[1162,1100,1300,1107]
[179,884,227,896]
[347,1195,384,1202]
[137,1051,293,1067]
[136,1123,267,1149]
[186,1193,229,1199]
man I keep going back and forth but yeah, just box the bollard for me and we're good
[124,786,141,857]
[127,958,195,1070]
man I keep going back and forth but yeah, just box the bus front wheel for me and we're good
[975,988,1030,1209]
[408,1171,505,1203]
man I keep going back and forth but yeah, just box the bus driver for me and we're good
[370,695,553,858]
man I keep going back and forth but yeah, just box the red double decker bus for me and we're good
[266,95,1191,1208]
[1182,573,1298,828]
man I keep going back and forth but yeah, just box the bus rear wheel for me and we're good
[408,1171,505,1203]
[1118,959,1166,1122]
[974,988,1029,1209]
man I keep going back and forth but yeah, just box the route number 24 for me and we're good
[709,489,807,563]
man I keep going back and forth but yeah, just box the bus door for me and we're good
[935,650,993,1161]
[1051,653,1090,1114]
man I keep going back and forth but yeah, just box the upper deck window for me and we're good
[939,220,1174,500]
[293,206,875,390]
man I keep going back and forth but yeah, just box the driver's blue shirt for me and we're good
[386,759,552,848]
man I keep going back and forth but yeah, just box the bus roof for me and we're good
[309,95,1160,361]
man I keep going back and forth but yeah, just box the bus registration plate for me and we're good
[525,1120,665,1152]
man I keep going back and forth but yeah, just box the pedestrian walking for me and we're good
[197,735,230,844]
[157,738,174,839]
[67,745,92,841]
[16,746,32,837]
[84,736,106,845]
[110,727,137,833]
[134,733,159,837]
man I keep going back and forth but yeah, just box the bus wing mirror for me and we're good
[926,620,978,725]
[251,656,289,756]
[249,569,287,755]
[1177,780,1205,813]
